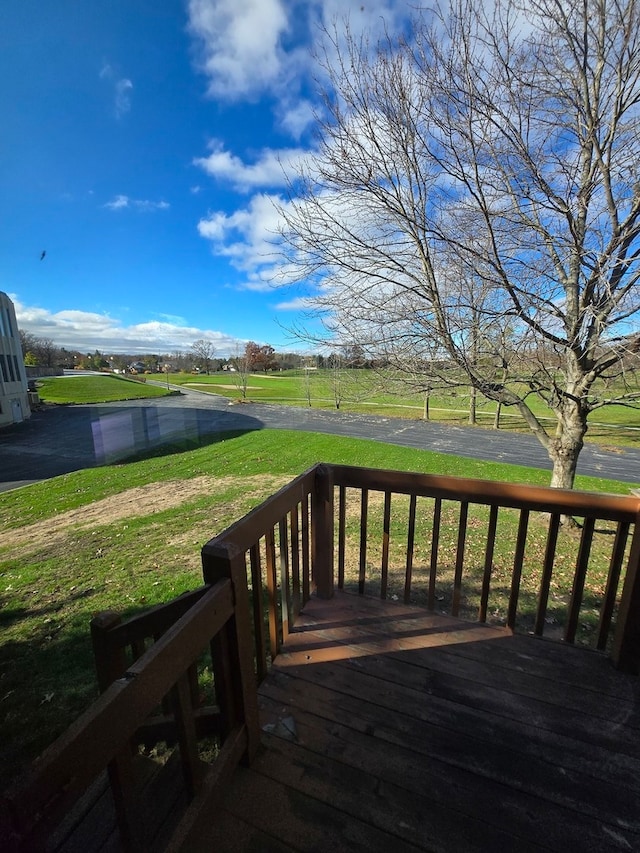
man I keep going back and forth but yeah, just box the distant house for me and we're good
[0,291,30,426]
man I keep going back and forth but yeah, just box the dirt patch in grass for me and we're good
[2,475,290,557]
[185,383,263,391]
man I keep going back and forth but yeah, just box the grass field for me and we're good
[37,373,174,403]
[166,369,640,448]
[1,423,639,782]
[35,371,639,448]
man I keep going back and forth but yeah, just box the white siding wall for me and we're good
[0,292,30,426]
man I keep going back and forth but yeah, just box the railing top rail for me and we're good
[202,464,319,557]
[328,464,640,522]
[99,586,210,648]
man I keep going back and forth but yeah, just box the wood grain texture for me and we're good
[207,591,640,853]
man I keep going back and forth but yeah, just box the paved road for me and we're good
[2,387,640,493]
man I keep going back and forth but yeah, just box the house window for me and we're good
[5,309,12,337]
[0,354,7,383]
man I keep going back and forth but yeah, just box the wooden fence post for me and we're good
[312,464,334,599]
[201,543,260,763]
[89,611,143,851]
[611,513,640,674]
[90,611,127,692]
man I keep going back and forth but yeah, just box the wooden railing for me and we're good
[200,465,319,679]
[3,463,639,851]
[200,462,640,673]
[321,465,640,670]
[2,580,259,852]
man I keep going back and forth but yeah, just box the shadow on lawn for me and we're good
[0,622,99,784]
[0,404,265,485]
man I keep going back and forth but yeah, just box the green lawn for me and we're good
[168,369,640,447]
[33,371,639,448]
[37,373,175,403]
[1,427,638,781]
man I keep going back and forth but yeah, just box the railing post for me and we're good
[201,543,260,762]
[312,464,334,599]
[90,611,143,851]
[611,513,640,674]
[90,611,127,692]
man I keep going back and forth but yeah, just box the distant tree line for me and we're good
[17,329,318,375]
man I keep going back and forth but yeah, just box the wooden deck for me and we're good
[197,591,640,853]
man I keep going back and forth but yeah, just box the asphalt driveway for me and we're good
[1,388,639,493]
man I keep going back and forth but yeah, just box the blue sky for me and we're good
[1,0,409,357]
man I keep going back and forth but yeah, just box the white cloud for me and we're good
[104,195,170,212]
[136,199,170,212]
[12,296,244,356]
[194,140,307,191]
[197,193,285,277]
[275,296,314,311]
[280,99,316,139]
[99,62,133,118]
[115,78,133,117]
[186,0,411,104]
[104,194,129,210]
[187,0,290,98]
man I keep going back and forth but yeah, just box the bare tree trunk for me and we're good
[423,387,430,421]
[548,403,588,491]
[304,369,312,407]
[493,401,502,429]
[468,386,477,425]
[331,357,343,409]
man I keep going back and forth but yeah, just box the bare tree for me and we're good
[279,0,640,490]
[232,345,250,399]
[18,331,59,367]
[191,339,215,375]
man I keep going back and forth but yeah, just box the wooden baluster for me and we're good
[428,498,442,611]
[534,513,560,636]
[301,494,311,604]
[107,745,145,853]
[452,502,468,617]
[565,516,595,643]
[265,526,279,658]
[171,671,202,799]
[479,504,499,623]
[290,506,301,621]
[249,543,268,683]
[404,494,417,604]
[227,552,261,761]
[381,491,391,600]
[359,489,368,595]
[279,518,290,643]
[153,632,173,718]
[507,509,529,631]
[338,484,346,589]
[597,520,629,650]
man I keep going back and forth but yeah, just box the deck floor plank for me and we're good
[257,694,624,852]
[210,592,640,853]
